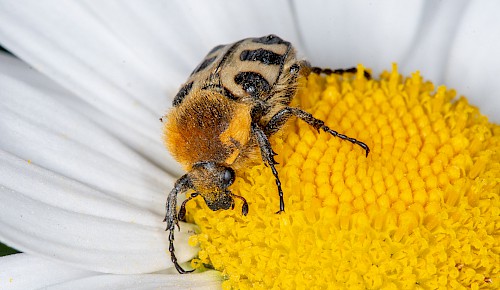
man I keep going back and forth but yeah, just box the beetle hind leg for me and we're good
[310,66,371,79]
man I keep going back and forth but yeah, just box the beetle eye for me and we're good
[221,167,235,187]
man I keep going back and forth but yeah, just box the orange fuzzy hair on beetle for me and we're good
[163,91,253,171]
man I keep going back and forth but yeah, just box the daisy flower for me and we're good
[0,1,498,289]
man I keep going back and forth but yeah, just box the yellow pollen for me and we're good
[186,64,499,289]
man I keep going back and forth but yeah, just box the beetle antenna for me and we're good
[231,193,249,216]
[178,192,199,222]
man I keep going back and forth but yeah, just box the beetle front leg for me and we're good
[164,174,195,274]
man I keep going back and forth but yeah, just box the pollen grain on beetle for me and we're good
[186,64,499,289]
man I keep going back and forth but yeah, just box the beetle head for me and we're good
[189,162,236,211]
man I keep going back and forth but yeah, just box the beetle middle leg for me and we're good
[251,122,285,213]
[265,107,370,157]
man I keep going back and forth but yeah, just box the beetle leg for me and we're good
[251,123,285,213]
[265,107,370,157]
[310,66,371,79]
[296,107,370,157]
[263,107,294,136]
[164,174,195,274]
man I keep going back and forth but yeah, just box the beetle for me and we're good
[162,35,370,273]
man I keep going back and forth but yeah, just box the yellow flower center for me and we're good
[186,64,499,289]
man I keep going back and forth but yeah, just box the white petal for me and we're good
[0,0,296,117]
[399,0,469,82]
[0,1,170,119]
[0,253,95,290]
[0,52,182,176]
[291,0,424,73]
[445,1,500,123]
[0,53,183,211]
[166,0,299,47]
[0,151,198,274]
[46,271,222,290]
[0,2,181,175]
[83,0,298,76]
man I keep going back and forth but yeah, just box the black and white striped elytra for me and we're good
[173,35,297,110]
[162,34,370,274]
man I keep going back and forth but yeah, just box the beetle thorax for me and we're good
[163,91,252,170]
